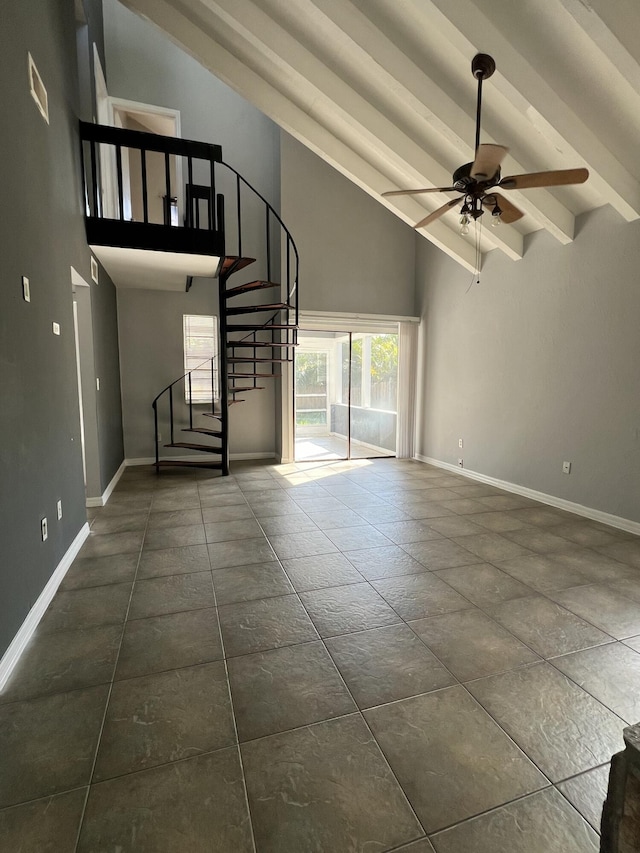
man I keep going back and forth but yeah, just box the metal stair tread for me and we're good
[227,341,297,348]
[225,303,290,315]
[219,256,256,276]
[229,386,265,392]
[228,356,293,363]
[165,442,223,452]
[227,323,295,331]
[224,280,281,298]
[157,460,223,469]
[228,373,278,378]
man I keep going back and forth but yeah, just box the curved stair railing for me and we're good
[152,355,224,471]
[153,160,299,475]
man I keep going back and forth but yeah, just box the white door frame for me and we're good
[282,311,419,464]
[108,97,183,225]
[71,266,102,501]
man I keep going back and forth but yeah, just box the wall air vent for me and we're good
[90,257,99,284]
[28,53,49,124]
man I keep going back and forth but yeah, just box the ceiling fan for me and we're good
[383,53,588,232]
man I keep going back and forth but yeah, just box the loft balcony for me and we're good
[80,121,226,290]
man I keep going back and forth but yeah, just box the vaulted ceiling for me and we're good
[121,0,640,271]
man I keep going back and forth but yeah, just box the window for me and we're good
[183,314,219,403]
[28,53,49,124]
[338,333,398,411]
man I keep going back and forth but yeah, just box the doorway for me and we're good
[294,328,399,462]
[71,267,101,501]
[92,50,182,224]
[108,99,182,225]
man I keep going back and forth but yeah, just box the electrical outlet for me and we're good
[22,276,31,302]
[458,458,464,467]
[57,500,63,520]
[41,517,48,541]
[157,432,162,443]
[52,322,60,335]
[562,461,571,474]
[458,438,463,448]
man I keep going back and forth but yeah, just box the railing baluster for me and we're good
[115,145,124,220]
[169,386,174,445]
[79,139,88,215]
[209,158,216,231]
[164,152,171,226]
[211,358,215,410]
[217,194,225,256]
[236,173,242,258]
[266,207,271,283]
[187,156,193,227]
[188,372,193,429]
[89,140,98,217]
[141,149,149,223]
[153,402,159,472]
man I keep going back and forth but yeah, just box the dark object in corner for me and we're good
[601,722,640,852]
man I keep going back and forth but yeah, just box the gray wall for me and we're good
[281,132,416,317]
[103,0,280,215]
[415,205,640,523]
[117,279,275,460]
[0,0,124,658]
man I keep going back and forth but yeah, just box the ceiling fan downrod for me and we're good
[471,54,495,152]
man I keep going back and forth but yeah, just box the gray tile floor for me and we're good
[2,457,640,851]
[294,434,390,461]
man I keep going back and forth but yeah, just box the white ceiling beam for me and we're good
[203,0,526,258]
[156,0,522,261]
[424,0,640,221]
[122,0,481,271]
[558,0,640,94]
[254,0,573,246]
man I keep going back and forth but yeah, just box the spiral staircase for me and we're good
[80,121,298,476]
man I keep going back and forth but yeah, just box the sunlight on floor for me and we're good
[294,435,392,462]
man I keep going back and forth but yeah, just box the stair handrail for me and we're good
[151,314,270,410]
[151,355,219,408]
[219,160,299,326]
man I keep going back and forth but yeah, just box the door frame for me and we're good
[281,311,419,464]
[107,97,183,225]
[71,266,102,501]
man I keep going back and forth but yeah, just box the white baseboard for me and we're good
[0,522,91,692]
[416,454,640,536]
[125,452,275,467]
[86,459,126,507]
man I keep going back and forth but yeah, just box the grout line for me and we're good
[73,488,152,853]
[5,459,634,846]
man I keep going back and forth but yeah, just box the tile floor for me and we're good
[294,433,391,461]
[2,457,640,851]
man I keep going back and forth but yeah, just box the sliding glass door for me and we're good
[294,328,399,462]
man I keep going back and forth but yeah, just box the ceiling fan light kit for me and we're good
[383,53,589,236]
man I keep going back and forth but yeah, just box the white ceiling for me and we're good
[121,0,640,271]
[92,246,220,290]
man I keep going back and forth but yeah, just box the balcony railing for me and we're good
[79,121,299,320]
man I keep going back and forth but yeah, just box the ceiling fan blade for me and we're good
[499,167,589,190]
[414,197,461,229]
[484,193,524,224]
[382,186,457,197]
[470,144,509,181]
